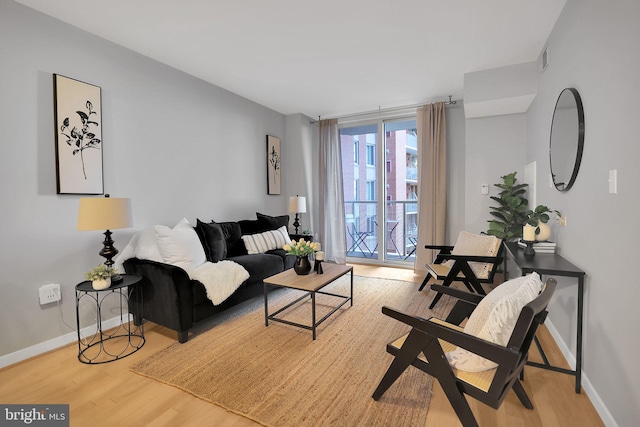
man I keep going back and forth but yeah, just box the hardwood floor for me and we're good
[0,264,603,427]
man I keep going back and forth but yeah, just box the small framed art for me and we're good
[54,74,104,195]
[266,135,281,195]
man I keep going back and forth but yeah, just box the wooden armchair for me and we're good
[373,274,556,427]
[418,231,503,310]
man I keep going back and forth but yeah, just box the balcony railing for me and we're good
[345,200,418,262]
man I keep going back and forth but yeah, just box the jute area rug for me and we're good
[131,275,453,427]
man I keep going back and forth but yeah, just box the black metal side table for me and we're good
[75,273,144,364]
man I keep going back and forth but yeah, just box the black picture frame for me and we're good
[54,74,104,195]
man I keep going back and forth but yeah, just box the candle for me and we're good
[523,224,536,241]
[315,251,324,261]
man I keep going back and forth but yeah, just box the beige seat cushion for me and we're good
[389,318,496,392]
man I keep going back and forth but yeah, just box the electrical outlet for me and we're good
[39,283,61,305]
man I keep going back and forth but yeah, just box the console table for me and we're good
[504,242,585,393]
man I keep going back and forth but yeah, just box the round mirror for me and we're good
[549,88,584,191]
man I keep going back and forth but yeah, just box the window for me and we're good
[366,180,375,201]
[354,179,359,201]
[366,144,375,166]
[354,140,359,164]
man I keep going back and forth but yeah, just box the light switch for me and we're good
[481,184,489,195]
[608,169,617,194]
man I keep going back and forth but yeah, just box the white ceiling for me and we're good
[15,0,566,119]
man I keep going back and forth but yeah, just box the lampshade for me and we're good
[78,197,133,231]
[288,196,307,213]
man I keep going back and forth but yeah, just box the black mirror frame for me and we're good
[549,87,585,192]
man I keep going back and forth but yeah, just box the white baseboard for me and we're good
[545,320,619,427]
[0,317,124,369]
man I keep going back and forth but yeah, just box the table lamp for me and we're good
[78,194,132,283]
[288,195,307,235]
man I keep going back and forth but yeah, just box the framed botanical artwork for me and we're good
[53,74,104,195]
[266,135,281,195]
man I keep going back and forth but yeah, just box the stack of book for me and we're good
[517,240,557,254]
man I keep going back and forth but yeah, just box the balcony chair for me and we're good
[418,231,503,310]
[347,223,373,257]
[373,273,556,427]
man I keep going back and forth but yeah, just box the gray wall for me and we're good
[524,1,640,425]
[464,113,527,235]
[285,114,319,238]
[0,0,289,358]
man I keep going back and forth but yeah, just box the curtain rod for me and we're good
[310,95,460,124]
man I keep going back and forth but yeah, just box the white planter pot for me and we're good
[535,221,552,241]
[92,277,111,290]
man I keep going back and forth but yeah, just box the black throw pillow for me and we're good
[256,212,289,231]
[214,221,246,257]
[195,219,227,262]
[238,219,263,235]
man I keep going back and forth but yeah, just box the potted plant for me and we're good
[487,171,562,242]
[525,205,561,241]
[487,172,529,241]
[283,239,321,275]
[85,264,117,290]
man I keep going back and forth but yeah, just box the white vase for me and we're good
[535,221,552,241]
[92,277,111,290]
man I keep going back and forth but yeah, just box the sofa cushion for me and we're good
[241,226,290,254]
[238,219,264,235]
[195,219,227,262]
[155,218,206,272]
[214,221,246,257]
[256,212,289,231]
[227,253,284,284]
[267,249,296,269]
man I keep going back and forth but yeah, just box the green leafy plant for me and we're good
[525,205,561,234]
[84,264,116,281]
[283,239,321,256]
[487,172,530,241]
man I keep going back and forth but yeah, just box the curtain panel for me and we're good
[415,102,447,273]
[318,119,347,264]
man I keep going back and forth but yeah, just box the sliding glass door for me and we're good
[340,117,417,265]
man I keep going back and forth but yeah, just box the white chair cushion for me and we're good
[155,218,206,273]
[241,226,291,254]
[446,272,544,372]
[443,231,501,279]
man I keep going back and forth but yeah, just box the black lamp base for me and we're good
[99,229,122,280]
[292,213,301,235]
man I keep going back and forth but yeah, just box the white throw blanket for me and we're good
[114,229,250,305]
[190,260,250,305]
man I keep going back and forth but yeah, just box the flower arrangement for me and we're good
[283,239,321,256]
[84,264,117,281]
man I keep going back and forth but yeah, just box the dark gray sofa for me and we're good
[123,214,294,343]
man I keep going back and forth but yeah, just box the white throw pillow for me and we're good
[446,272,544,372]
[134,227,164,263]
[241,226,291,254]
[155,218,206,272]
[444,231,501,279]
